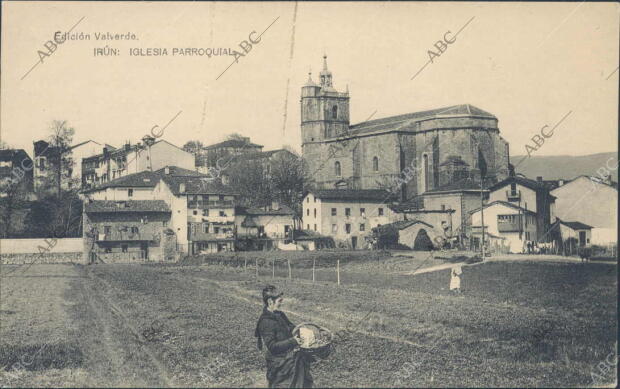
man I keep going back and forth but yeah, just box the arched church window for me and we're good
[423,154,429,192]
[373,156,379,172]
[335,161,341,176]
[332,106,338,119]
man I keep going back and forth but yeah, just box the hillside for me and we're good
[512,152,618,181]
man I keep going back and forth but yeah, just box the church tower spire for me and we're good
[319,54,333,87]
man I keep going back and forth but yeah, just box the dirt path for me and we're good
[70,265,176,387]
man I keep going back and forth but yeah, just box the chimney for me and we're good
[536,176,543,182]
[558,179,564,186]
[164,166,170,175]
[103,147,109,158]
[271,200,280,210]
[124,143,131,152]
[142,135,156,146]
[179,183,185,193]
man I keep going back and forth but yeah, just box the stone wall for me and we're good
[1,252,82,264]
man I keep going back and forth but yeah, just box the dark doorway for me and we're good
[140,242,149,259]
[351,236,357,249]
[579,231,586,247]
[413,229,434,251]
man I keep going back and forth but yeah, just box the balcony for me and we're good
[97,231,150,241]
[189,231,234,241]
[497,217,522,233]
[187,200,234,209]
[506,190,521,201]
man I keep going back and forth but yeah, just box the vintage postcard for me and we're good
[0,1,618,388]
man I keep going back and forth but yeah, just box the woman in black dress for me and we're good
[255,285,314,388]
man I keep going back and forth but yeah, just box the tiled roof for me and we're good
[70,140,100,150]
[235,204,295,216]
[231,149,298,162]
[374,219,434,232]
[488,176,556,199]
[0,149,30,161]
[82,170,160,192]
[348,104,496,136]
[85,200,170,213]
[83,165,237,195]
[309,189,397,202]
[203,139,263,150]
[469,200,537,215]
[161,175,237,195]
[557,220,592,230]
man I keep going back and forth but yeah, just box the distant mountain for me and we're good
[511,152,618,181]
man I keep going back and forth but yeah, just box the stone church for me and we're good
[301,56,511,201]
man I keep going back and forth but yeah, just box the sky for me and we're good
[1,1,618,158]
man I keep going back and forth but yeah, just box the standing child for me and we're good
[450,265,462,293]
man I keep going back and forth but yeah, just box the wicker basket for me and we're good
[293,323,334,360]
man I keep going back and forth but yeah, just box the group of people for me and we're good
[523,240,553,254]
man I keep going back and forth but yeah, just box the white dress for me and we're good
[450,266,462,290]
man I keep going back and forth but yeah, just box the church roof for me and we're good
[308,189,397,202]
[349,104,496,136]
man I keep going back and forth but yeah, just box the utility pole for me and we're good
[480,176,485,259]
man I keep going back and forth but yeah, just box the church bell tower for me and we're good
[300,55,350,146]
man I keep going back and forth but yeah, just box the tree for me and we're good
[0,178,28,237]
[183,140,207,167]
[23,190,82,238]
[226,159,271,207]
[182,140,204,155]
[270,151,308,218]
[38,121,75,198]
[226,133,247,141]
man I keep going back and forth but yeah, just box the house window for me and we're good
[332,105,338,119]
[193,210,198,215]
[307,224,310,230]
[314,224,317,231]
[203,209,209,216]
[163,220,168,227]
[332,224,337,233]
[373,156,379,172]
[219,211,225,217]
[359,223,365,231]
[378,208,384,216]
[335,161,341,176]
[307,209,310,216]
[360,208,365,217]
[214,227,220,233]
[331,208,337,216]
[104,226,111,234]
[203,223,209,233]
[345,208,351,217]
[345,224,351,234]
[130,227,138,234]
[314,197,316,203]
[121,244,128,253]
[441,205,445,211]
[510,183,516,193]
[307,197,310,203]
[104,247,112,253]
[314,209,317,218]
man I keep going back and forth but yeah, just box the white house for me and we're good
[302,189,397,249]
[470,200,537,253]
[551,176,617,245]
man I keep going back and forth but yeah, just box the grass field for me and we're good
[0,255,617,387]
